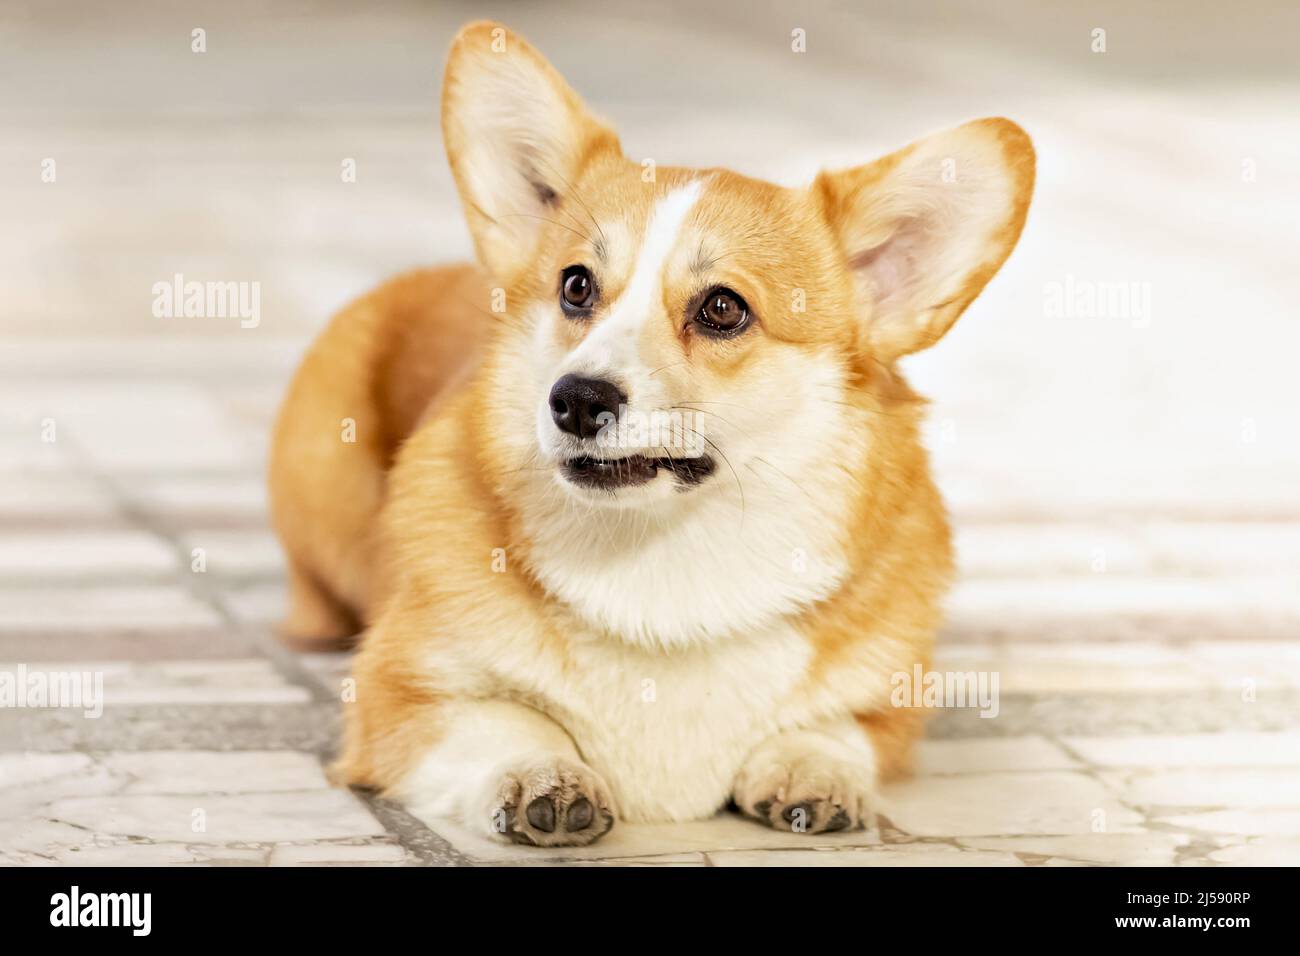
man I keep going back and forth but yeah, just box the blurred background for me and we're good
[6,0,1299,640]
[5,0,1299,524]
[2,0,1298,866]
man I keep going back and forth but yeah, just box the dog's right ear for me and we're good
[442,22,619,280]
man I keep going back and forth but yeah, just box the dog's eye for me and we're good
[560,265,596,314]
[695,288,750,335]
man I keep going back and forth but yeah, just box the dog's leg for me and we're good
[395,700,616,847]
[732,718,880,834]
[856,704,926,781]
[279,560,360,650]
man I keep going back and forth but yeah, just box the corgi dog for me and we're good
[269,21,1034,846]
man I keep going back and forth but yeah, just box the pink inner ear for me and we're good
[848,216,931,319]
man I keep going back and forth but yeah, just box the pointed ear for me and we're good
[441,22,620,279]
[814,118,1035,362]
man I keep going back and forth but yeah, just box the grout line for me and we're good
[54,428,333,703]
[358,794,475,867]
[24,429,467,862]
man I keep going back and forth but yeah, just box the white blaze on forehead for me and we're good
[566,179,704,375]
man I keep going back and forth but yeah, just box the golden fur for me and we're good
[269,21,1034,841]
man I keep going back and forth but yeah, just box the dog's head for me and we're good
[441,22,1034,644]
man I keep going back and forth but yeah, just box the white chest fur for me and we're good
[522,623,814,822]
[523,496,847,652]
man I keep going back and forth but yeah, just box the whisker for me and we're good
[449,290,515,327]
[531,154,608,247]
[648,362,690,379]
[680,424,745,530]
[497,212,593,245]
[671,404,812,500]
[674,398,746,408]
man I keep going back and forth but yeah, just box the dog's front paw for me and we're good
[483,755,616,847]
[734,733,875,834]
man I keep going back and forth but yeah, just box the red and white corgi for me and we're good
[269,21,1034,846]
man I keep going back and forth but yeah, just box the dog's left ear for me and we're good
[442,22,620,280]
[815,118,1035,362]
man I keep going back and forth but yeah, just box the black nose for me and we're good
[549,374,626,439]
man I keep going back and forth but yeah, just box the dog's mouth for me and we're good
[562,453,715,491]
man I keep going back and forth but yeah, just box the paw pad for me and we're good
[489,758,615,847]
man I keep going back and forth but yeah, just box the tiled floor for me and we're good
[3,1,1299,865]
[2,361,1297,866]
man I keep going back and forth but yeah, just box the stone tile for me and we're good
[0,425,76,471]
[42,790,386,843]
[545,852,708,867]
[957,522,1300,581]
[0,751,333,829]
[88,659,311,705]
[1062,732,1300,769]
[1100,768,1300,808]
[102,751,329,794]
[0,531,178,580]
[0,818,111,863]
[124,475,268,525]
[941,612,1296,645]
[708,845,1023,866]
[0,702,341,753]
[945,577,1300,642]
[0,586,221,630]
[54,842,233,866]
[1160,810,1300,837]
[935,642,1213,694]
[948,575,1300,620]
[0,382,262,470]
[0,755,124,818]
[269,842,410,866]
[880,771,1145,837]
[928,691,1300,739]
[0,659,310,707]
[916,736,1079,774]
[1184,641,1300,691]
[0,340,300,382]
[298,651,354,692]
[1207,839,1300,865]
[959,833,1190,866]
[1142,522,1300,576]
[222,583,286,627]
[0,629,261,662]
[46,840,287,866]
[0,475,119,523]
[180,530,285,578]
[955,524,1151,578]
[359,795,473,866]
[0,751,94,788]
[425,810,881,864]
[181,847,283,866]
[218,384,289,430]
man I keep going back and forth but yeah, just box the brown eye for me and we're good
[696,288,750,335]
[560,265,596,314]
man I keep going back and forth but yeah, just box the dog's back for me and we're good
[268,264,490,646]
